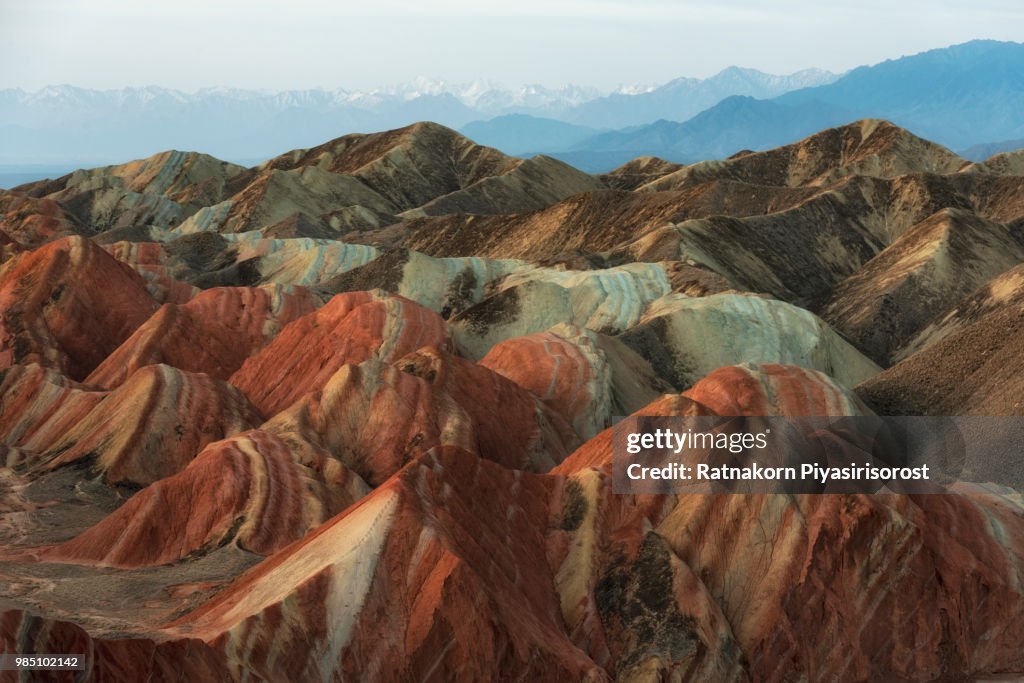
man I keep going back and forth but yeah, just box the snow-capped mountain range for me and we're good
[1,79,614,126]
[0,68,836,165]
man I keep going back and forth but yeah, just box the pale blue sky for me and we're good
[2,0,1022,90]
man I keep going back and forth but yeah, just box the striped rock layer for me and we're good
[43,430,367,568]
[37,364,260,485]
[86,285,319,389]
[264,347,580,486]
[6,366,1020,681]
[2,119,1024,682]
[0,236,158,379]
[229,290,449,416]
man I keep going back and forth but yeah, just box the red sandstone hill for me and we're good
[86,285,319,389]
[0,235,158,379]
[36,364,260,486]
[229,290,449,416]
[1,120,1024,681]
[5,365,1023,681]
[262,346,581,486]
[42,429,367,567]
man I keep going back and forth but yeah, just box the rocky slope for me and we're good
[823,208,1024,363]
[1,119,1024,682]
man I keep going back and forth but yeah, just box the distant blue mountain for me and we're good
[960,138,1024,161]
[459,115,600,155]
[566,67,838,129]
[775,40,1024,148]
[0,69,832,166]
[2,42,1021,170]
[570,96,856,161]
[569,40,1024,165]
[0,89,481,164]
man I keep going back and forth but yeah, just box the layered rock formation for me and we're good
[2,119,1024,682]
[0,191,81,247]
[43,430,367,567]
[262,347,581,486]
[0,235,158,379]
[0,363,104,465]
[86,285,319,388]
[479,323,672,439]
[229,290,449,416]
[824,208,1024,363]
[619,292,880,389]
[36,364,260,485]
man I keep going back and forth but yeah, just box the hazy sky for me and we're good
[2,0,1023,91]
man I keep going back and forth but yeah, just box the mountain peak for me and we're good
[640,117,965,191]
